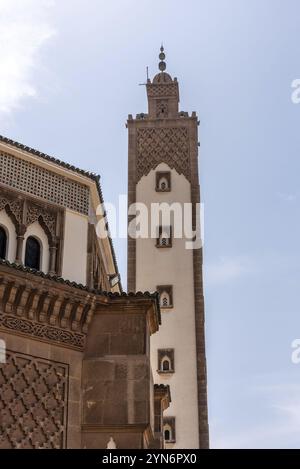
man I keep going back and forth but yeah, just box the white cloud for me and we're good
[205,255,255,286]
[0,0,56,118]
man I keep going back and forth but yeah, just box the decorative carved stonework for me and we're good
[0,195,22,225]
[0,151,90,215]
[0,313,85,348]
[0,268,97,350]
[136,127,190,182]
[0,350,68,448]
[26,203,56,240]
[0,197,6,213]
[0,185,64,274]
[147,83,178,98]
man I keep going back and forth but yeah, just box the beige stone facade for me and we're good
[0,50,209,449]
[0,137,170,449]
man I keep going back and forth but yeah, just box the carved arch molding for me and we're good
[0,187,64,273]
[25,203,57,244]
[0,194,57,242]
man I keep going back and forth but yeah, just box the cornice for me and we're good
[0,261,161,349]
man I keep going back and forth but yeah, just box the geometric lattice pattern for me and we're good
[147,83,178,97]
[136,128,190,182]
[0,152,89,215]
[0,351,68,448]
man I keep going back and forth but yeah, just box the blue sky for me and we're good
[1,0,300,448]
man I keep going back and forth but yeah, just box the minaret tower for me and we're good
[127,47,209,449]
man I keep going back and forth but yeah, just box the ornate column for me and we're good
[15,224,26,265]
[49,242,57,275]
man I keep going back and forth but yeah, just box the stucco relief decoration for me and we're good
[26,203,56,240]
[0,196,22,225]
[136,127,190,181]
[0,351,68,448]
[0,313,85,349]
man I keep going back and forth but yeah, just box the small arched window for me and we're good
[157,286,173,309]
[162,358,170,371]
[0,226,7,260]
[156,172,171,192]
[158,349,174,374]
[163,418,175,443]
[159,177,169,191]
[25,236,41,270]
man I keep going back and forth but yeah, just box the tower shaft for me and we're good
[127,49,209,449]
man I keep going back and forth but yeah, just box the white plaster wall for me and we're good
[62,209,88,284]
[136,163,199,449]
[23,221,50,273]
[0,209,17,262]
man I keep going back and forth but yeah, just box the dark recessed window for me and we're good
[156,100,168,118]
[25,236,41,270]
[158,349,175,374]
[163,417,176,443]
[0,226,7,260]
[156,172,171,192]
[162,359,170,371]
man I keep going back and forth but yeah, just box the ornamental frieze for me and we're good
[0,313,84,349]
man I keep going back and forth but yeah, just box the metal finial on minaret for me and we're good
[158,45,166,72]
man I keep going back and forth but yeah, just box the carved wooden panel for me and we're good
[0,350,68,448]
[136,128,190,181]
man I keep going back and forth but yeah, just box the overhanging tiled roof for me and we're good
[0,134,121,289]
[0,259,160,312]
[0,259,161,348]
[0,135,98,179]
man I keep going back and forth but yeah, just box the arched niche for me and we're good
[0,209,17,262]
[23,221,50,273]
